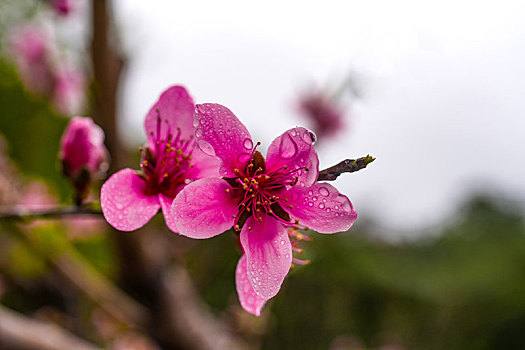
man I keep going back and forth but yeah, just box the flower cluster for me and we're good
[101,86,357,315]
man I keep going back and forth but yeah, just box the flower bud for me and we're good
[59,117,109,204]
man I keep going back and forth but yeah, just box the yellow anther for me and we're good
[163,173,169,178]
[289,205,294,209]
[256,201,261,205]
[189,164,194,168]
[243,185,248,190]
[294,219,300,224]
[232,214,236,218]
[283,165,288,169]
[225,189,230,193]
[234,169,240,173]
[248,227,252,231]
[246,207,251,212]
[251,194,255,198]
[234,225,240,231]
[258,217,263,222]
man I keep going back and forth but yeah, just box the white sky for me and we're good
[113,0,525,237]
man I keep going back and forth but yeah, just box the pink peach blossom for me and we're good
[101,86,220,232]
[171,103,357,315]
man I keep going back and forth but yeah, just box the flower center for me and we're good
[138,113,195,197]
[226,143,308,231]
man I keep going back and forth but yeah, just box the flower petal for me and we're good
[101,169,160,231]
[185,146,221,180]
[159,194,178,233]
[240,216,292,300]
[144,86,195,144]
[282,182,357,233]
[266,127,319,187]
[236,255,267,316]
[171,178,237,239]
[194,103,253,177]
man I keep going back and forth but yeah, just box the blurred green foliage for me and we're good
[0,59,71,200]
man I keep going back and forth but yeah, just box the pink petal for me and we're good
[185,146,221,180]
[171,178,237,239]
[144,86,195,144]
[282,182,357,233]
[101,169,160,231]
[194,103,253,177]
[266,127,319,187]
[240,216,292,300]
[236,255,267,316]
[159,194,178,233]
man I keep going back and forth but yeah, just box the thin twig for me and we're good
[0,304,102,350]
[0,205,102,221]
[317,155,375,181]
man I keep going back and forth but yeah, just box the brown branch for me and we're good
[0,304,102,350]
[0,205,102,221]
[317,155,375,181]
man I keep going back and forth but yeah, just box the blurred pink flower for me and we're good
[298,91,345,139]
[171,103,357,315]
[52,66,86,115]
[51,0,73,16]
[7,24,54,95]
[7,22,86,115]
[101,86,220,232]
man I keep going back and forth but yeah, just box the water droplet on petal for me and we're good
[308,190,313,196]
[195,128,203,138]
[319,187,330,197]
[319,203,325,209]
[193,118,199,127]
[312,196,318,201]
[290,129,297,137]
[243,138,253,150]
[308,202,314,207]
[197,139,215,156]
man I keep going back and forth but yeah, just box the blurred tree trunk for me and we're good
[91,0,125,173]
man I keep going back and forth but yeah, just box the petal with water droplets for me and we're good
[171,178,237,239]
[240,216,292,300]
[193,103,252,177]
[266,127,319,187]
[236,255,267,316]
[282,182,357,233]
[101,169,160,231]
[144,86,195,145]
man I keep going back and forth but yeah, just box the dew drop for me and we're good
[308,202,314,207]
[318,203,325,209]
[290,129,297,137]
[308,190,313,196]
[195,128,203,138]
[192,118,199,127]
[312,196,318,201]
[197,139,215,156]
[319,187,329,197]
[243,138,253,150]
[115,203,124,210]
